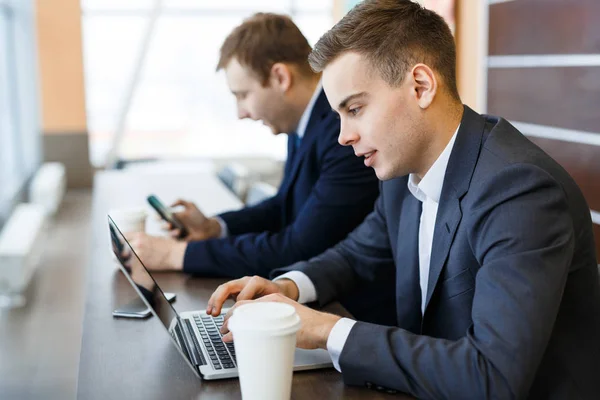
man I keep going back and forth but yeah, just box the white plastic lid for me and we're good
[108,208,147,223]
[228,302,301,336]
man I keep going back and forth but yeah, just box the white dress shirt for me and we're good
[214,81,323,237]
[277,124,460,371]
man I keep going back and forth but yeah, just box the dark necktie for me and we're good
[284,132,300,177]
[395,198,424,333]
[294,133,302,150]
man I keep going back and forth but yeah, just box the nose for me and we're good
[338,123,359,147]
[237,105,251,120]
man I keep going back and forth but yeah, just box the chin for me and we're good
[267,125,281,135]
[374,165,399,181]
[374,168,390,181]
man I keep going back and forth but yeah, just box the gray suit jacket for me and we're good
[273,106,600,399]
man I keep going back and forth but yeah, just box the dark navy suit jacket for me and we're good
[274,106,600,399]
[183,90,395,322]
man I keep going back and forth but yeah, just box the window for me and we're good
[0,0,40,224]
[81,1,334,167]
[0,3,18,194]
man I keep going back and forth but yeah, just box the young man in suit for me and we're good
[207,1,600,398]
[128,13,393,323]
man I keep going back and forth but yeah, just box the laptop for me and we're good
[108,215,333,380]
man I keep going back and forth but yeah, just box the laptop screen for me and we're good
[108,215,198,372]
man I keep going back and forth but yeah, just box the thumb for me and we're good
[170,199,190,208]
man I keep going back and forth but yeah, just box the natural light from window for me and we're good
[81,0,334,167]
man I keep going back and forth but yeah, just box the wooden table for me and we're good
[0,190,92,400]
[77,170,407,399]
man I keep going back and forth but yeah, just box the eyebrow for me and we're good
[337,92,367,110]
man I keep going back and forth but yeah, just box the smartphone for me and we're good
[112,292,177,318]
[147,194,189,239]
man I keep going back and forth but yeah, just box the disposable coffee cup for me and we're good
[108,208,147,263]
[109,208,148,233]
[228,302,301,400]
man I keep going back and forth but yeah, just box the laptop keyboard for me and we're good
[194,313,237,370]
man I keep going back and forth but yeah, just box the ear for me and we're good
[269,63,293,92]
[410,64,437,109]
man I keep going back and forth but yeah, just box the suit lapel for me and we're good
[425,195,462,312]
[280,90,330,194]
[423,106,487,313]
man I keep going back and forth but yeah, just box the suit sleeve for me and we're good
[338,164,575,399]
[270,187,395,304]
[217,194,283,236]
[182,127,379,278]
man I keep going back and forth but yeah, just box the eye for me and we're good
[348,106,361,116]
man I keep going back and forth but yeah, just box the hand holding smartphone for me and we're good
[147,194,189,239]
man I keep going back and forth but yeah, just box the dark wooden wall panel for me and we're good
[526,137,600,212]
[489,0,600,55]
[488,0,600,263]
[487,67,600,133]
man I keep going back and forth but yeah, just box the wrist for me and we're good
[168,241,187,271]
[206,218,223,239]
[277,279,299,301]
[315,313,341,349]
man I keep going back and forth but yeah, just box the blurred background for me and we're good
[0,0,598,398]
[82,0,335,167]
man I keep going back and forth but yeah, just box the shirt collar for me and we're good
[295,80,322,139]
[408,124,460,204]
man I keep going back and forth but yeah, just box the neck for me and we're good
[414,100,464,180]
[287,74,320,132]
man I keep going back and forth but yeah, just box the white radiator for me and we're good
[0,204,47,307]
[29,162,67,216]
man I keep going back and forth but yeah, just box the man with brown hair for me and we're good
[207,1,600,398]
[128,13,393,324]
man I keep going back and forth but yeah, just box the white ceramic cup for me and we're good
[228,302,301,400]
